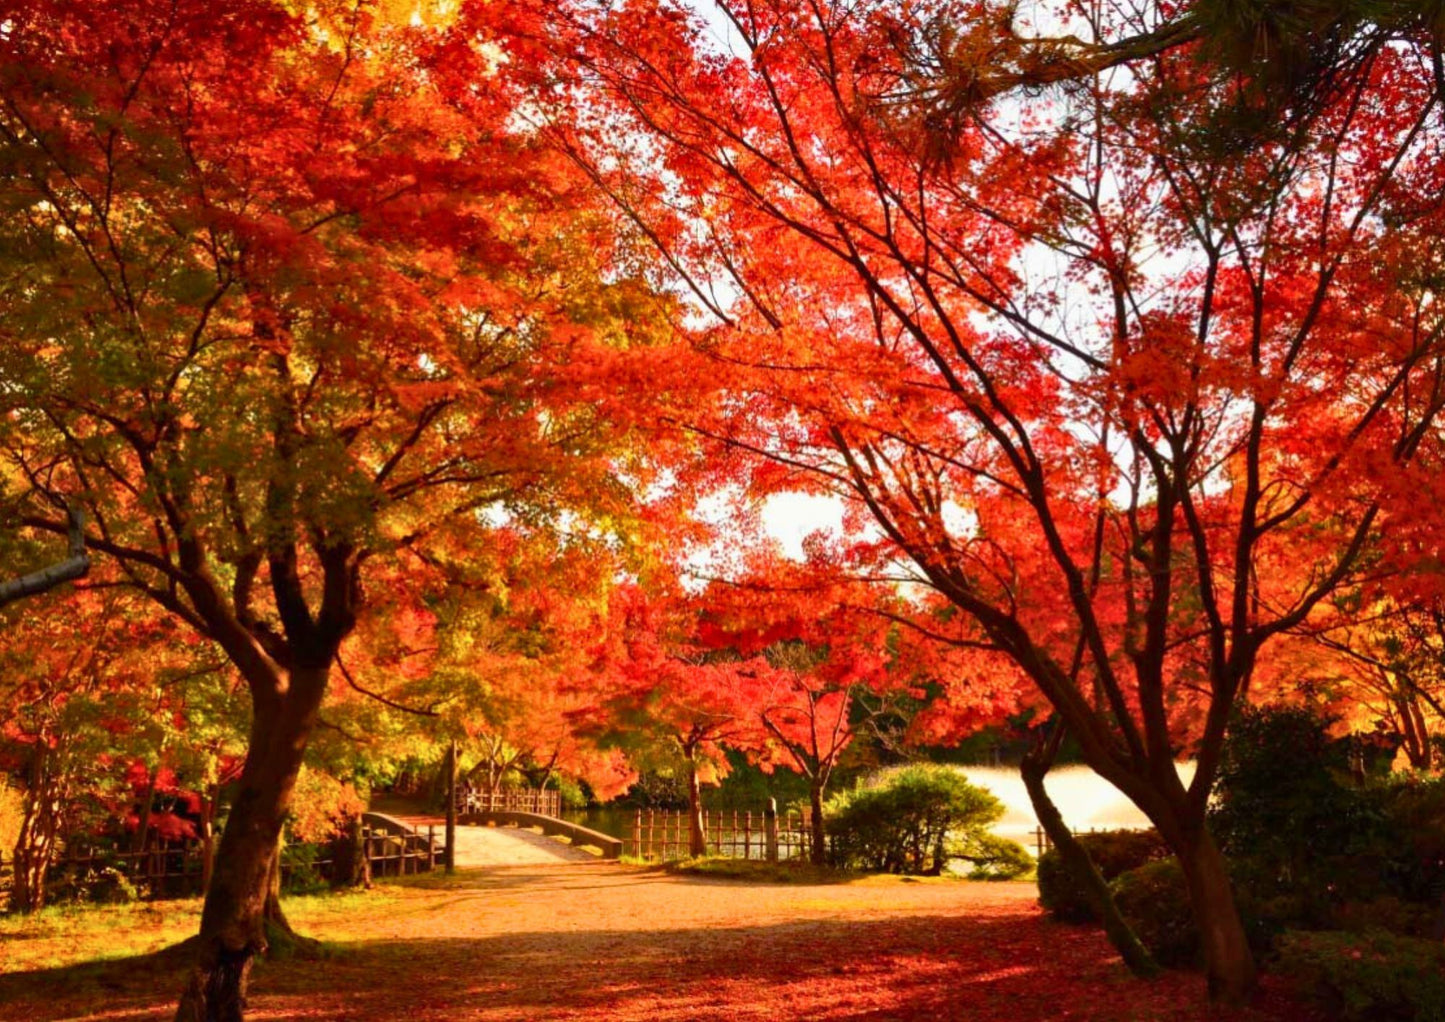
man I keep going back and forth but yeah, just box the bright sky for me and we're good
[760,492,846,559]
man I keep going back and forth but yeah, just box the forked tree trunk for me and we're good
[686,759,706,857]
[174,665,328,1022]
[1020,752,1159,979]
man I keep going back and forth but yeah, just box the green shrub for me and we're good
[958,832,1034,881]
[1111,859,1198,967]
[1375,775,1445,906]
[279,842,328,894]
[1211,706,1392,925]
[88,866,139,905]
[1207,707,1445,942]
[1036,828,1169,922]
[1276,929,1445,1021]
[1331,896,1436,939]
[826,764,1011,876]
[554,777,588,811]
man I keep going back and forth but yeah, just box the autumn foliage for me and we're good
[3,0,1445,1018]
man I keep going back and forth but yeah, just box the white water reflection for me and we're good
[953,762,1197,847]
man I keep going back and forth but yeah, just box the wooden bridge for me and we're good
[445,788,622,859]
[458,806,622,859]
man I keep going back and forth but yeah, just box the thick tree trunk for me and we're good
[260,838,320,959]
[11,818,54,914]
[173,666,327,1022]
[1174,826,1256,1004]
[808,783,826,866]
[1020,754,1160,979]
[330,816,371,890]
[686,760,707,857]
[11,743,64,914]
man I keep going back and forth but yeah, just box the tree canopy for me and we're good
[4,0,1445,1017]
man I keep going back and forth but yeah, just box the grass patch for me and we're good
[0,885,400,975]
[0,899,200,972]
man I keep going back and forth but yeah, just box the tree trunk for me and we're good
[1176,825,1256,1005]
[445,740,457,875]
[808,782,826,866]
[200,789,217,895]
[173,667,327,1022]
[133,765,158,854]
[330,816,371,890]
[686,759,707,857]
[1020,753,1160,979]
[259,837,319,959]
[11,743,64,914]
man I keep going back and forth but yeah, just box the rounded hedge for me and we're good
[1036,828,1169,923]
[826,764,1028,877]
[1111,858,1198,967]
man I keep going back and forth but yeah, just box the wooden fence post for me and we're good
[764,798,779,863]
[631,810,642,860]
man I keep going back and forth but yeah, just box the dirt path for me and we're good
[0,863,1309,1022]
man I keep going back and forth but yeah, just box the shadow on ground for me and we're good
[0,866,1310,1022]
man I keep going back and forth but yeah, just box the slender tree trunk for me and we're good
[808,781,826,866]
[686,758,707,857]
[1404,699,1427,769]
[200,789,216,895]
[173,665,327,1022]
[444,740,457,875]
[133,765,158,854]
[1176,825,1256,1005]
[1020,752,1160,979]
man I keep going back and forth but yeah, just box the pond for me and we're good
[951,762,1195,848]
[566,761,1194,854]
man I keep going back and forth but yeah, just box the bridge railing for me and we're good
[460,808,623,859]
[458,788,561,817]
[360,811,443,877]
[1,813,443,908]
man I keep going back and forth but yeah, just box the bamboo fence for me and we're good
[625,807,815,862]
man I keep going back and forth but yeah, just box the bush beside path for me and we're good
[0,864,1313,1021]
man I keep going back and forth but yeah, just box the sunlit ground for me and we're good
[0,856,1308,1021]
